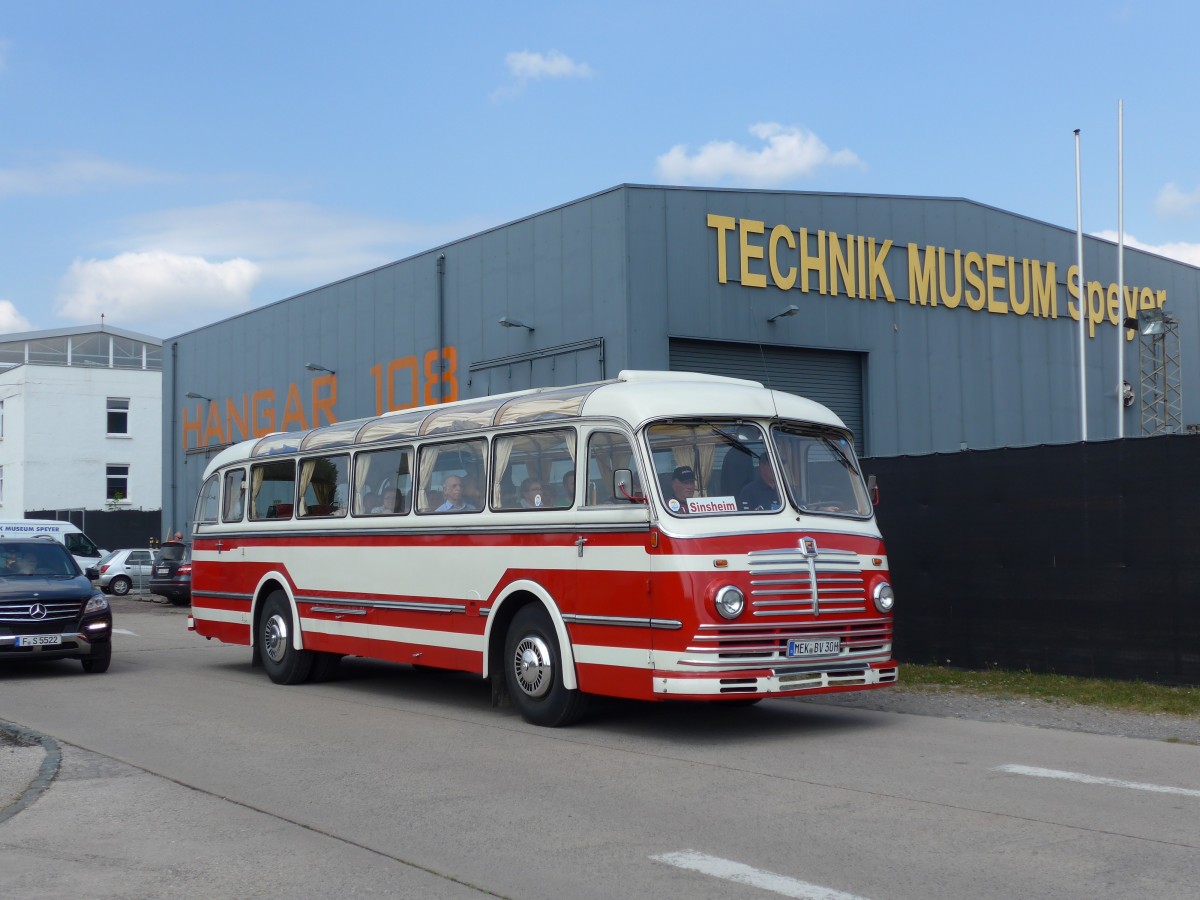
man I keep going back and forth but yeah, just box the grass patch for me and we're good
[899,664,1200,717]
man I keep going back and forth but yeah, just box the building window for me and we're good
[107,397,130,435]
[107,464,129,502]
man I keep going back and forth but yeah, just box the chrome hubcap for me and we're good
[512,635,553,698]
[264,613,288,663]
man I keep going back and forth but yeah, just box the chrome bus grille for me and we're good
[747,546,866,617]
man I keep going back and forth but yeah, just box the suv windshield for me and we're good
[0,541,78,577]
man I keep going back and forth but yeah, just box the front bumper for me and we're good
[651,659,899,697]
[0,614,113,662]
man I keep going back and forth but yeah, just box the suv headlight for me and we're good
[84,593,110,615]
[714,585,745,620]
[873,582,895,614]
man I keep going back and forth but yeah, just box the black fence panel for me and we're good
[863,435,1200,685]
[28,509,163,556]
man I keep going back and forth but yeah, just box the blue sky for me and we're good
[2,1,1198,338]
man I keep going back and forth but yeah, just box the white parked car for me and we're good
[96,548,155,595]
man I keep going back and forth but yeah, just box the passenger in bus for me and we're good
[460,474,483,509]
[670,466,697,513]
[371,488,402,514]
[360,490,381,516]
[736,455,782,511]
[519,478,545,508]
[434,475,475,512]
[561,469,576,505]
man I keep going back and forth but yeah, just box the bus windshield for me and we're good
[772,424,872,517]
[646,419,871,517]
[646,420,771,514]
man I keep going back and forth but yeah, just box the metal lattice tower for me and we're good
[1138,314,1183,436]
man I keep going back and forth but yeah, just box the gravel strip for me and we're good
[804,687,1200,744]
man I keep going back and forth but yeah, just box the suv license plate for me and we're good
[16,634,62,647]
[787,638,840,658]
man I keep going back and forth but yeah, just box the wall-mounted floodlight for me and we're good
[305,362,336,375]
[767,304,800,324]
[498,316,535,332]
[1136,308,1167,336]
[185,391,212,401]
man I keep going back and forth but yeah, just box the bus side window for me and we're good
[417,438,486,514]
[298,454,349,518]
[195,475,220,524]
[585,431,641,505]
[491,428,576,511]
[223,469,246,522]
[249,460,296,520]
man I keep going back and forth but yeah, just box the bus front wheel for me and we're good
[504,604,586,727]
[260,591,313,685]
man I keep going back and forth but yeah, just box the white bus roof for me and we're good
[202,370,848,477]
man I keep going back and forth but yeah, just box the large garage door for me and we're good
[669,339,866,450]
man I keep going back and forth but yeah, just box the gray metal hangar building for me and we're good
[161,183,1200,534]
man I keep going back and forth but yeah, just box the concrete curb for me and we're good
[0,721,61,825]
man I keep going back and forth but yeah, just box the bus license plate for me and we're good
[15,634,62,647]
[787,638,840,658]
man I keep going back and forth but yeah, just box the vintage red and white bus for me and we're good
[188,370,896,725]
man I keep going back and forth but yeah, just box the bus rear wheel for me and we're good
[260,590,313,685]
[504,604,585,727]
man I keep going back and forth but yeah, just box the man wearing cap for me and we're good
[670,466,697,513]
[736,454,781,511]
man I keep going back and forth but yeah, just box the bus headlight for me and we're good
[714,585,745,620]
[873,582,895,614]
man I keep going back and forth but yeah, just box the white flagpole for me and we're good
[1117,100,1126,438]
[1075,129,1088,441]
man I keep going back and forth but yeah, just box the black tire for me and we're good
[81,642,112,674]
[259,590,313,684]
[308,652,342,683]
[109,576,131,596]
[168,594,190,607]
[503,604,586,727]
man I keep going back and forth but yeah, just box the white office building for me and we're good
[0,325,163,516]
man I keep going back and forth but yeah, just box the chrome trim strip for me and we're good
[195,522,649,541]
[309,606,367,616]
[294,595,465,614]
[697,616,892,630]
[561,613,682,631]
[192,590,253,602]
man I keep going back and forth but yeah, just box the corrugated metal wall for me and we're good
[668,338,865,449]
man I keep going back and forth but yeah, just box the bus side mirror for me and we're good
[614,469,645,503]
[866,474,879,507]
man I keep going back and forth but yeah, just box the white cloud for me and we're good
[0,300,33,333]
[1155,182,1200,219]
[506,49,593,80]
[494,50,593,100]
[118,199,478,286]
[0,154,166,197]
[56,251,261,333]
[51,199,491,335]
[656,123,863,187]
[1094,230,1200,267]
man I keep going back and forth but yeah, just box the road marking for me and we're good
[651,850,869,900]
[113,628,139,636]
[997,765,1200,799]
